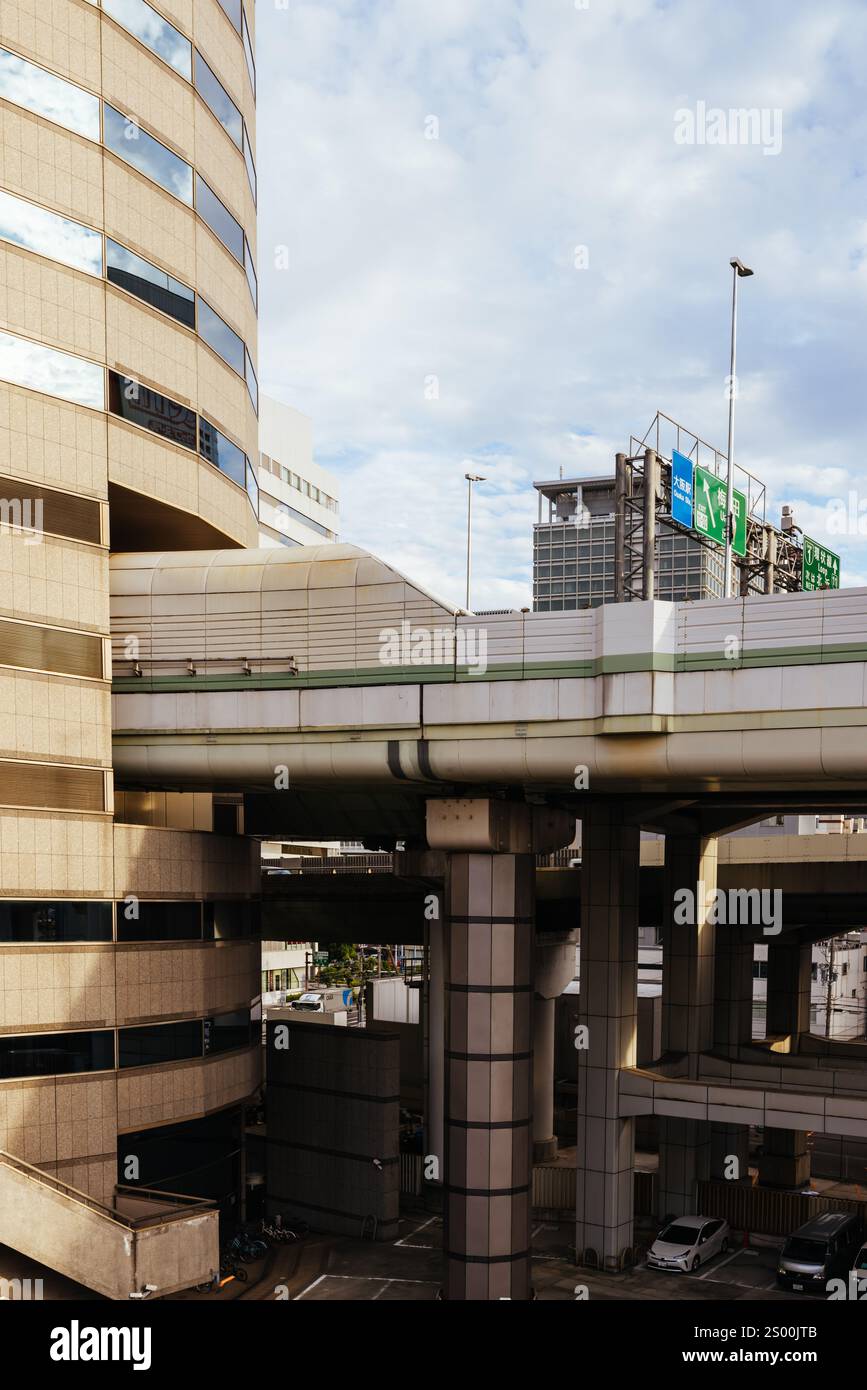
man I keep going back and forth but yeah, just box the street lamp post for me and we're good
[464,472,486,610]
[724,257,754,598]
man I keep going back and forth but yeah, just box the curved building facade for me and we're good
[0,0,261,1206]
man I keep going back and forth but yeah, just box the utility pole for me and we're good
[824,938,837,1039]
[464,472,486,610]
[724,257,754,597]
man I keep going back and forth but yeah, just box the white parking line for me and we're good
[294,1273,327,1300]
[395,1215,438,1248]
[697,1248,741,1280]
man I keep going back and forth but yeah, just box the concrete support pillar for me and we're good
[661,833,718,1070]
[428,918,445,1180]
[426,799,573,1301]
[710,931,754,1180]
[533,998,557,1163]
[575,804,639,1270]
[532,936,576,1163]
[657,1119,710,1218]
[658,832,717,1215]
[766,940,812,1044]
[759,941,813,1188]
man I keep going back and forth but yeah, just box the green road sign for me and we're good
[312,951,329,965]
[802,535,841,591]
[693,464,747,557]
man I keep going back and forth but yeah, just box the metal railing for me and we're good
[0,1150,215,1229]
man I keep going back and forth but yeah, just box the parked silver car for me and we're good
[647,1216,731,1273]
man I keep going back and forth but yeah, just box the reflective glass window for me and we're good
[243,124,257,202]
[199,417,246,487]
[215,0,242,33]
[0,48,100,140]
[194,49,242,147]
[103,0,192,79]
[104,103,193,203]
[204,1009,253,1055]
[244,237,258,308]
[108,371,197,450]
[242,9,256,95]
[0,189,102,275]
[246,457,259,517]
[244,347,258,413]
[195,174,243,261]
[198,297,244,375]
[0,330,104,408]
[106,238,195,327]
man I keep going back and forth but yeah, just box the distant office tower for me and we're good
[533,476,724,611]
[0,0,261,1210]
[257,395,340,547]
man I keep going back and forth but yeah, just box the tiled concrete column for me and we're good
[426,798,574,1300]
[711,932,754,1179]
[575,805,639,1270]
[759,941,813,1187]
[443,850,535,1300]
[661,833,718,1070]
[659,833,717,1215]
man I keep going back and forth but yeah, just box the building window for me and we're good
[0,189,102,275]
[199,416,246,487]
[0,330,104,409]
[215,0,243,34]
[106,238,195,327]
[108,371,197,451]
[119,1020,203,1068]
[116,901,203,942]
[195,173,243,260]
[0,1030,114,1079]
[194,50,243,148]
[198,296,245,376]
[242,8,256,95]
[242,125,257,202]
[0,47,100,141]
[103,0,192,79]
[104,103,193,204]
[204,1009,253,1055]
[0,901,112,943]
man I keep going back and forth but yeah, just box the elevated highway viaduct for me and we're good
[108,545,867,1296]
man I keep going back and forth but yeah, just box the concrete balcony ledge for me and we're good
[0,1150,218,1299]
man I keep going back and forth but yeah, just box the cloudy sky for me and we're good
[255,0,867,610]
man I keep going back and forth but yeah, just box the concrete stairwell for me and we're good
[0,1150,219,1299]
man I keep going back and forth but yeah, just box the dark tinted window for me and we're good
[104,104,193,204]
[109,371,197,451]
[117,900,202,942]
[204,1009,253,1055]
[205,901,259,939]
[198,416,246,487]
[106,239,195,327]
[195,174,243,261]
[119,1020,203,1068]
[0,1030,114,1079]
[0,901,111,943]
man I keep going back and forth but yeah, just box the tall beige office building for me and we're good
[0,0,261,1214]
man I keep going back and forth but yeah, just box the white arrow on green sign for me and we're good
[693,463,747,557]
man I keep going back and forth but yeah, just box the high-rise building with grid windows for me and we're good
[533,476,725,611]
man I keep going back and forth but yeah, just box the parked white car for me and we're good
[647,1216,731,1273]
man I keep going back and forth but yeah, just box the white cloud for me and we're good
[257,0,867,606]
